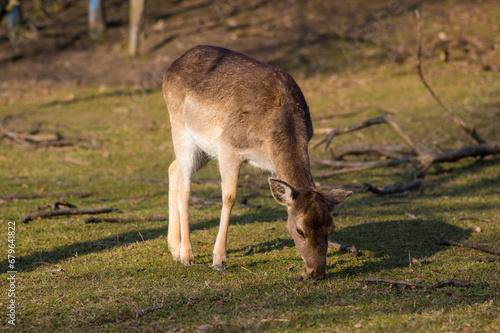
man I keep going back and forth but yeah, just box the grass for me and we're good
[1,58,500,331]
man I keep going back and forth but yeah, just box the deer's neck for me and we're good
[272,147,316,191]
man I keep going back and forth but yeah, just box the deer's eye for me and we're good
[296,228,305,239]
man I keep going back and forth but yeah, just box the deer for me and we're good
[163,45,352,280]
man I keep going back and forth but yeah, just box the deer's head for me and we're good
[269,178,352,279]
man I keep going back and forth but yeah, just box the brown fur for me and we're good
[163,45,352,279]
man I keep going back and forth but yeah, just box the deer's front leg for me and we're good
[167,161,182,261]
[178,172,195,265]
[213,157,241,270]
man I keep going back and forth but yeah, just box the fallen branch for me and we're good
[0,113,98,148]
[313,157,411,179]
[314,116,386,150]
[85,216,168,223]
[331,144,414,160]
[459,216,495,223]
[364,179,422,195]
[433,238,499,256]
[22,207,117,223]
[415,10,486,144]
[40,200,77,211]
[0,190,89,201]
[359,278,471,289]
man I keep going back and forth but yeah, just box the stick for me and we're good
[415,10,486,144]
[85,216,168,223]
[431,142,500,163]
[332,144,414,160]
[383,114,421,154]
[316,116,387,150]
[372,199,412,207]
[22,207,117,223]
[313,157,411,169]
[1,190,89,201]
[433,238,499,256]
[364,179,422,195]
[459,216,494,223]
[358,278,471,289]
[43,200,77,211]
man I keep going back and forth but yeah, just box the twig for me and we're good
[383,113,421,154]
[131,306,163,317]
[0,190,89,201]
[315,116,386,150]
[415,10,486,144]
[22,207,117,223]
[331,144,414,160]
[371,199,412,207]
[241,266,258,275]
[314,158,411,179]
[85,216,168,223]
[433,238,499,256]
[364,179,422,195]
[359,278,471,289]
[241,245,254,256]
[39,200,77,211]
[459,216,494,223]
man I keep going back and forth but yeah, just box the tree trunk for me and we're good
[89,0,105,41]
[129,0,146,56]
[6,0,22,39]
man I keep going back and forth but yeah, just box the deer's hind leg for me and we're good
[168,131,209,265]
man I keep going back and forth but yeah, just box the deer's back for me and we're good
[163,45,313,170]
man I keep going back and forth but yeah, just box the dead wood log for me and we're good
[433,238,499,256]
[22,207,117,223]
[431,142,500,163]
[358,278,471,289]
[0,190,89,201]
[364,179,422,195]
[314,141,500,179]
[85,216,168,223]
[415,10,486,144]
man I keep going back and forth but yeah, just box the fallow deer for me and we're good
[163,45,352,279]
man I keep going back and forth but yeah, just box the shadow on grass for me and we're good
[326,219,472,278]
[3,215,469,277]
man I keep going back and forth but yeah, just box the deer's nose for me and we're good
[306,266,326,280]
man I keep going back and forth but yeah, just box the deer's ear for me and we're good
[268,178,296,208]
[325,189,353,208]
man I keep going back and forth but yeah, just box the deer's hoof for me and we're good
[213,265,226,271]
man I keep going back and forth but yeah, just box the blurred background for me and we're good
[1,0,499,99]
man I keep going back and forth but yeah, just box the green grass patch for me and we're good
[1,62,499,332]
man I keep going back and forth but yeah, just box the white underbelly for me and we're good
[187,128,275,173]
